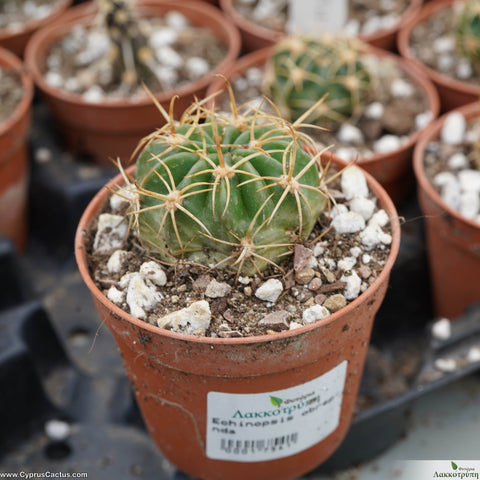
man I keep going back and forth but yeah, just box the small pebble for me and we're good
[440,112,466,145]
[431,317,451,341]
[255,279,283,303]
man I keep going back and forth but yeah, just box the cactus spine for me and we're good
[456,0,480,74]
[120,89,330,276]
[263,35,371,128]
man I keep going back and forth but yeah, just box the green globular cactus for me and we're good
[456,0,480,74]
[122,90,330,276]
[263,35,371,129]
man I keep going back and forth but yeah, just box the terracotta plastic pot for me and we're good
[0,0,72,57]
[206,47,440,207]
[413,102,480,320]
[397,0,478,113]
[24,0,241,166]
[219,0,422,53]
[0,47,34,252]
[75,157,400,480]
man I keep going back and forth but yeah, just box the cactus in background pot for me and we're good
[263,35,371,128]
[96,0,158,94]
[455,0,480,74]
[118,87,330,276]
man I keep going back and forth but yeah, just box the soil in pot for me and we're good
[0,0,71,57]
[398,0,480,112]
[414,103,480,319]
[0,66,23,123]
[42,4,229,102]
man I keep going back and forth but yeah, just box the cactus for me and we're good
[456,0,480,74]
[96,0,158,93]
[119,87,331,276]
[263,35,371,128]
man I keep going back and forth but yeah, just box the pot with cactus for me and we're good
[413,102,480,320]
[207,34,439,206]
[219,0,423,53]
[24,0,241,165]
[398,0,480,112]
[0,46,34,251]
[75,85,400,479]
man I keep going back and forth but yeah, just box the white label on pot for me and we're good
[286,0,348,35]
[206,360,347,462]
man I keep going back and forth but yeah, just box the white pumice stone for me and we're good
[415,110,433,130]
[433,36,455,54]
[302,304,330,324]
[165,10,189,29]
[341,166,369,199]
[431,317,451,341]
[107,250,129,274]
[126,273,163,320]
[45,420,71,441]
[390,78,414,97]
[350,246,362,257]
[337,124,364,144]
[156,47,183,68]
[343,18,360,36]
[434,357,457,372]
[467,346,480,363]
[255,278,284,303]
[150,28,178,48]
[373,134,401,154]
[456,58,473,79]
[349,195,376,220]
[362,253,372,264]
[331,212,366,234]
[437,53,454,71]
[460,191,479,219]
[107,286,125,305]
[365,102,384,119]
[341,271,362,300]
[93,214,128,253]
[326,203,349,219]
[82,85,104,103]
[205,279,232,298]
[337,256,357,271]
[335,147,358,162]
[289,321,303,330]
[458,169,480,193]
[369,209,389,227]
[447,152,469,170]
[45,71,63,88]
[110,187,138,212]
[434,173,461,210]
[440,112,466,145]
[360,223,392,249]
[185,57,210,77]
[157,300,211,334]
[140,261,167,286]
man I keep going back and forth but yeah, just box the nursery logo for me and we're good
[432,461,479,478]
[269,395,283,407]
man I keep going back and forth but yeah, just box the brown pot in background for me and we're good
[206,46,440,207]
[397,0,478,113]
[219,0,422,53]
[75,158,400,480]
[24,0,241,167]
[0,0,72,58]
[0,47,33,252]
[413,102,480,320]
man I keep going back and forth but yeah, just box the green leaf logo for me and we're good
[451,461,458,470]
[270,396,283,407]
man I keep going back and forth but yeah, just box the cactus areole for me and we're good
[131,98,329,276]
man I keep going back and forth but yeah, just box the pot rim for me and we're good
[75,156,401,346]
[0,0,72,41]
[0,46,34,140]
[205,44,440,168]
[24,0,241,110]
[397,0,480,97]
[413,101,480,230]
[219,0,423,46]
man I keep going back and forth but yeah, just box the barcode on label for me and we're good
[220,433,299,455]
